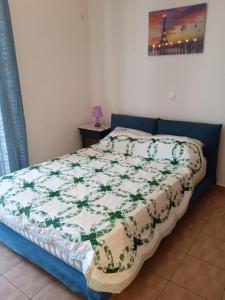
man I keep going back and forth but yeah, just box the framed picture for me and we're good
[148,3,207,56]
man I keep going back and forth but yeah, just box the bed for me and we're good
[0,114,222,300]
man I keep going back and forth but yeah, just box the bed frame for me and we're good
[111,114,222,208]
[0,114,222,300]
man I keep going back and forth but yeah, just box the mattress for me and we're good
[0,134,206,293]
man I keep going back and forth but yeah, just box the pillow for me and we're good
[155,134,204,147]
[109,127,152,137]
[98,130,205,176]
[152,135,206,185]
[98,127,152,155]
[131,134,203,163]
[131,134,206,184]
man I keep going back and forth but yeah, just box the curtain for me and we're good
[0,0,28,176]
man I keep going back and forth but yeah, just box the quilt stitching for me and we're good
[0,137,204,292]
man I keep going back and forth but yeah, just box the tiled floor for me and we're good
[1,185,225,300]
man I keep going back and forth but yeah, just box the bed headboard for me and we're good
[111,114,222,183]
[111,114,158,134]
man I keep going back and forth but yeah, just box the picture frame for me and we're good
[148,3,207,56]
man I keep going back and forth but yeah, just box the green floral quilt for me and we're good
[0,134,205,293]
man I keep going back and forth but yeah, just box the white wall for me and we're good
[9,0,91,164]
[7,0,225,185]
[88,0,225,186]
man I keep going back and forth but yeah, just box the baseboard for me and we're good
[216,182,225,188]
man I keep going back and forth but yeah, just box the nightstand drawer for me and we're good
[78,124,111,148]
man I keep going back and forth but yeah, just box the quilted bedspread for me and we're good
[0,138,205,293]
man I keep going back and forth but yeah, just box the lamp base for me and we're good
[94,122,101,127]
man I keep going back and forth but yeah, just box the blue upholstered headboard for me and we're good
[111,114,158,134]
[111,114,222,183]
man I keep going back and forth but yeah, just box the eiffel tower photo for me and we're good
[159,15,169,45]
[148,4,207,56]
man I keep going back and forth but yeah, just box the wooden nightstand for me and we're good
[78,124,111,147]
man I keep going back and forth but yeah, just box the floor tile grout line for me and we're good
[184,232,201,255]
[114,189,218,299]
[203,215,225,226]
[187,253,225,272]
[155,280,169,300]
[143,268,169,282]
[145,230,202,282]
[220,286,225,300]
[2,265,50,299]
[168,250,187,281]
[0,247,53,299]
[29,280,50,299]
[1,186,225,300]
[165,233,200,257]
[171,208,225,300]
[170,228,225,300]
[200,232,225,243]
[166,233,208,300]
[178,215,210,233]
[186,232,206,256]
[1,273,30,299]
[168,280,207,300]
[144,246,187,282]
[192,231,225,244]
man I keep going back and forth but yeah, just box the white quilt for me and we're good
[0,133,206,293]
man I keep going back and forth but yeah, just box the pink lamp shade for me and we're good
[92,106,103,127]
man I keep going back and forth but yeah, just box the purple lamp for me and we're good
[92,106,103,127]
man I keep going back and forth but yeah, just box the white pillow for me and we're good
[152,135,206,185]
[131,134,206,184]
[134,134,205,180]
[109,127,152,138]
[155,134,204,147]
[98,127,152,155]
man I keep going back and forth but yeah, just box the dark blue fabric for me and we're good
[0,112,220,299]
[0,0,28,175]
[157,119,222,182]
[111,113,158,134]
[110,114,222,206]
[0,223,110,300]
[188,176,213,209]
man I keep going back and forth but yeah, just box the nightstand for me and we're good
[78,124,111,147]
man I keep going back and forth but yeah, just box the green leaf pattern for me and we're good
[0,136,204,292]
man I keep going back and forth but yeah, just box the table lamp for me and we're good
[92,106,103,127]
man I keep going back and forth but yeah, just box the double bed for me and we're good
[0,114,222,300]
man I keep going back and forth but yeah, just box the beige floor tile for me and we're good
[210,208,225,221]
[180,205,211,232]
[202,188,225,211]
[178,213,208,233]
[1,185,225,300]
[144,243,185,279]
[158,282,204,300]
[189,235,225,269]
[208,187,225,220]
[161,222,199,254]
[4,259,50,297]
[171,255,225,300]
[190,202,216,222]
[222,290,225,300]
[0,243,23,275]
[200,190,225,221]
[32,280,85,300]
[0,275,28,300]
[112,270,167,300]
[202,218,225,242]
